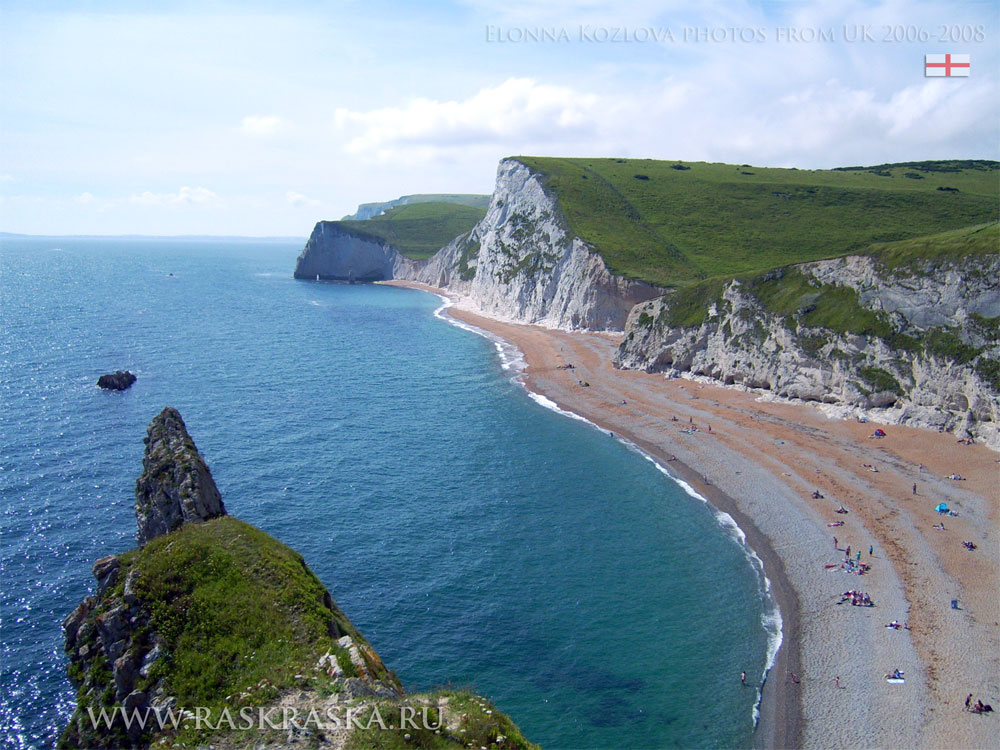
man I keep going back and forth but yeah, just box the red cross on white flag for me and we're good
[925,54,970,77]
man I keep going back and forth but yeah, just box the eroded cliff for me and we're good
[615,233,1000,447]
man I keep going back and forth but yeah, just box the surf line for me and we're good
[429,291,783,729]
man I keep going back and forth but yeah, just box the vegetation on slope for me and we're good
[63,515,538,749]
[347,691,538,750]
[342,193,490,220]
[652,223,999,389]
[125,517,378,705]
[515,157,999,287]
[338,202,487,259]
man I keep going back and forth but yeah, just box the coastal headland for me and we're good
[299,156,998,748]
[388,279,999,750]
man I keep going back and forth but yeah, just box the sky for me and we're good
[1,0,997,236]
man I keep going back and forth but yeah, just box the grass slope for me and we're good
[125,517,376,707]
[344,194,490,220]
[339,202,487,259]
[515,156,999,287]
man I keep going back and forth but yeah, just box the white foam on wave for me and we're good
[429,288,782,728]
[632,446,783,727]
[431,294,525,374]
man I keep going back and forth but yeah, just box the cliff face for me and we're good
[413,159,663,330]
[294,159,663,330]
[616,253,1000,448]
[61,409,535,749]
[135,408,225,544]
[293,223,399,282]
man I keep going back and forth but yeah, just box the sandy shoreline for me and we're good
[387,280,998,749]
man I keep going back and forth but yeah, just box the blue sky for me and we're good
[1,0,997,235]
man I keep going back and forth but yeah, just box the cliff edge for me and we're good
[294,158,665,330]
[60,408,535,749]
[615,225,1000,448]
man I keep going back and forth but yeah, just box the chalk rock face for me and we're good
[294,223,398,282]
[97,371,137,391]
[293,158,663,330]
[616,253,1000,448]
[134,407,225,545]
[412,158,664,330]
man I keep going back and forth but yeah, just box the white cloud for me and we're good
[286,191,320,208]
[74,191,98,204]
[241,115,288,136]
[0,173,15,183]
[334,77,600,162]
[129,186,221,207]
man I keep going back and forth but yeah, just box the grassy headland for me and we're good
[338,202,488,259]
[515,157,998,287]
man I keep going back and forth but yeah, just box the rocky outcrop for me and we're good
[616,253,1000,448]
[97,371,136,391]
[62,559,164,748]
[134,407,225,545]
[294,159,663,330]
[61,409,535,749]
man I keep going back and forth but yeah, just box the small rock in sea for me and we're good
[97,371,137,391]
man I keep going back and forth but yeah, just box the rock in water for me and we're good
[134,407,225,545]
[97,370,137,391]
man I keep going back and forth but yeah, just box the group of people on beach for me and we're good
[965,694,994,714]
[840,589,873,607]
[840,557,870,576]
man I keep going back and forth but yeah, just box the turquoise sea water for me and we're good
[0,238,773,749]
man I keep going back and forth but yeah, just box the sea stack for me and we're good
[134,407,225,545]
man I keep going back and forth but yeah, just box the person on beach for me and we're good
[912,483,917,495]
[846,545,851,558]
[833,536,838,549]
[869,545,873,556]
[834,676,841,688]
[966,694,973,711]
[741,671,746,686]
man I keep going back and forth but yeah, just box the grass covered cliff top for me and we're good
[342,193,490,220]
[514,156,999,287]
[336,201,488,259]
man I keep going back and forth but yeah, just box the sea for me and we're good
[0,237,777,749]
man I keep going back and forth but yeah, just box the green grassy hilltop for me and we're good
[515,157,999,287]
[339,201,488,259]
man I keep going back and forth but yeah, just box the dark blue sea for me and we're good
[0,238,776,749]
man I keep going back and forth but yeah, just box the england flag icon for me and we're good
[925,54,970,77]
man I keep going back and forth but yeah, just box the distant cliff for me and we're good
[61,408,535,749]
[342,194,490,221]
[615,227,1000,448]
[295,158,664,330]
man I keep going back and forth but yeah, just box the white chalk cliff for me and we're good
[294,158,664,330]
